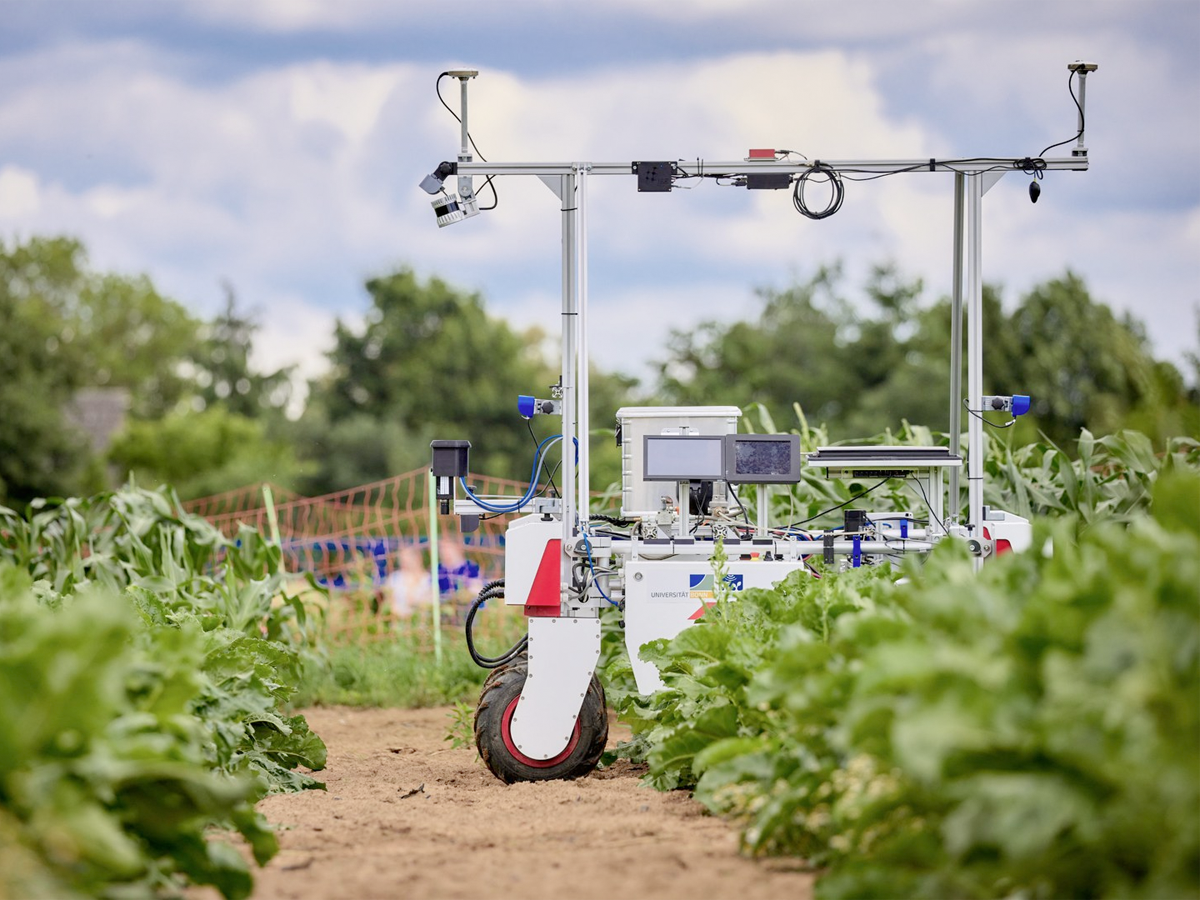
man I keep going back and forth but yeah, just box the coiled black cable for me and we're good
[589,514,634,527]
[1017,156,1048,181]
[465,579,529,668]
[793,162,845,219]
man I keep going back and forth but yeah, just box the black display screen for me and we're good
[734,439,792,476]
[723,434,801,483]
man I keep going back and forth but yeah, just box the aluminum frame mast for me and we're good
[431,61,1095,570]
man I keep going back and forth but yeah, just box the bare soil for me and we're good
[247,705,814,900]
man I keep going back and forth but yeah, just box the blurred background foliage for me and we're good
[1,234,1196,506]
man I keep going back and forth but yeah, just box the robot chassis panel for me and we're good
[424,63,1097,781]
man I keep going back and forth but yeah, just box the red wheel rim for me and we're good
[500,695,581,768]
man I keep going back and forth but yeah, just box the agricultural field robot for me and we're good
[421,63,1098,783]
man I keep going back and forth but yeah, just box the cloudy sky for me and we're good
[1,0,1197,400]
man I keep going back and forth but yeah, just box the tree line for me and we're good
[1,235,1195,505]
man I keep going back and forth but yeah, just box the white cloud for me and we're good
[464,51,929,162]
[985,195,1200,358]
[0,166,41,218]
[0,16,1194,424]
[288,63,398,146]
[251,294,342,414]
[176,0,1149,44]
[181,0,398,32]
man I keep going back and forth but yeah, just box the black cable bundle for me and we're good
[465,579,528,668]
[793,162,845,219]
[589,514,634,527]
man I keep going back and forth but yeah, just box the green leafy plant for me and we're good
[0,575,275,899]
[0,485,329,898]
[444,701,476,750]
[612,439,1200,899]
[743,404,1199,534]
[984,429,1199,526]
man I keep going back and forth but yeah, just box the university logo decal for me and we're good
[687,573,744,619]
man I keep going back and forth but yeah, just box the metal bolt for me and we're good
[634,572,643,581]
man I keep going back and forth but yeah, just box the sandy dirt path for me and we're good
[248,705,814,900]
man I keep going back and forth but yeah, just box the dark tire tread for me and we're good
[473,652,607,783]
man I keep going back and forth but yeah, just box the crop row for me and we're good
[0,487,326,899]
[605,433,1200,898]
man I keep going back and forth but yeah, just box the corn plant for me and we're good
[0,485,328,899]
[741,404,1199,532]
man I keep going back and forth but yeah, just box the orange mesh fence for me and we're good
[185,469,545,645]
[183,481,303,520]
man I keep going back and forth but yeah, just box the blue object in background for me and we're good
[281,533,502,591]
[439,559,481,594]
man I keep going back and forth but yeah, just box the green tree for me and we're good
[0,235,204,500]
[843,283,1015,438]
[586,367,643,493]
[190,284,294,418]
[0,238,98,502]
[657,266,852,428]
[994,272,1196,446]
[657,265,937,439]
[70,276,198,416]
[657,264,1196,447]
[287,410,433,495]
[0,236,303,504]
[49,244,202,418]
[304,268,558,489]
[106,406,308,500]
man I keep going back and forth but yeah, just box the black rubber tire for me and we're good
[474,652,608,784]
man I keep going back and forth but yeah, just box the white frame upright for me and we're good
[439,66,1094,590]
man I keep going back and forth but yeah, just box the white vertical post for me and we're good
[262,484,281,547]
[756,484,768,538]
[1074,72,1088,154]
[948,172,965,522]
[576,165,591,528]
[678,481,690,538]
[966,173,984,546]
[427,470,442,666]
[458,78,471,161]
[455,77,474,203]
[560,173,577,601]
[929,469,944,536]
